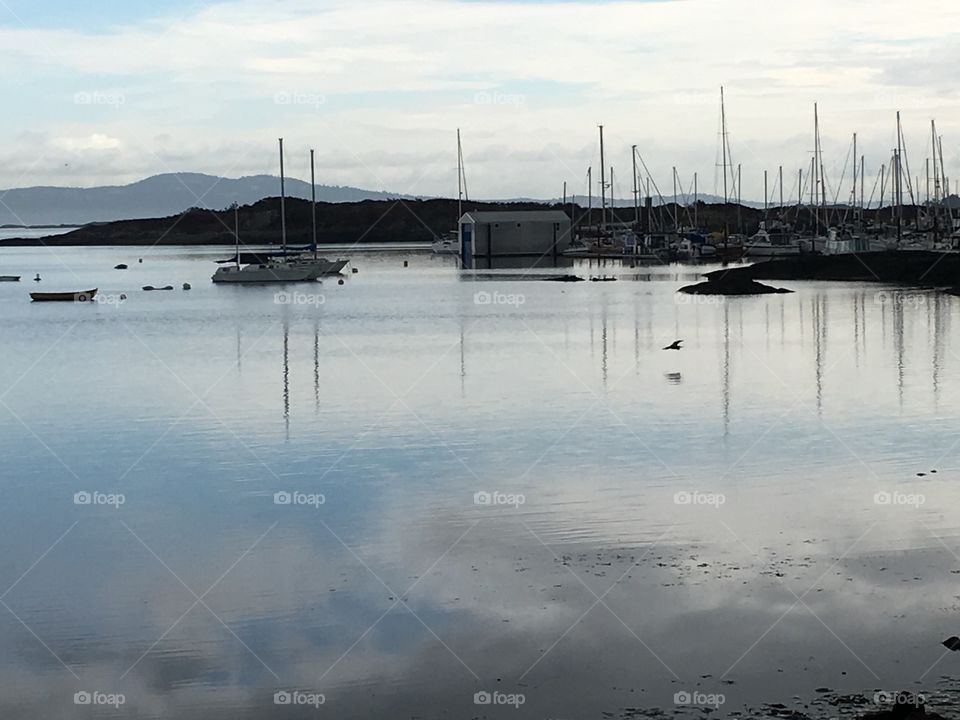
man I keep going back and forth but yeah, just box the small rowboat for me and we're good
[30,288,98,302]
[0,275,20,282]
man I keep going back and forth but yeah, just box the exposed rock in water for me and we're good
[678,274,793,296]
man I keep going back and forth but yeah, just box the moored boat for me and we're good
[30,288,98,302]
[0,275,21,282]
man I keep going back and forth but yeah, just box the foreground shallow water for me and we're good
[1,245,959,718]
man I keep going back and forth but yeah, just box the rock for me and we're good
[678,275,792,295]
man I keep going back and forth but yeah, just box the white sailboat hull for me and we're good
[212,263,316,284]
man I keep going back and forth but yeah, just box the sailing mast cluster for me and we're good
[561,89,960,262]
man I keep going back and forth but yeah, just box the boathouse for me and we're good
[459,210,572,268]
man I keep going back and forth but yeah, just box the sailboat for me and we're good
[212,200,314,283]
[213,139,345,283]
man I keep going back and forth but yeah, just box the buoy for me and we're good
[338,278,344,285]
[182,282,191,290]
[33,273,41,282]
[403,261,408,267]
[351,267,358,274]
[120,294,127,300]
[138,258,143,263]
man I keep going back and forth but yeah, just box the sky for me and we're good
[1,0,959,202]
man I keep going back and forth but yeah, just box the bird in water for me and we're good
[33,273,41,282]
[663,340,683,350]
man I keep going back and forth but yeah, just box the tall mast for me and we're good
[599,125,606,231]
[779,165,783,216]
[852,132,857,225]
[694,172,698,229]
[310,148,317,260]
[234,203,240,269]
[457,129,463,237]
[587,166,592,227]
[631,146,639,228]
[764,169,768,219]
[736,163,742,234]
[672,166,677,230]
[720,86,729,247]
[813,104,819,234]
[279,137,287,254]
[896,111,903,244]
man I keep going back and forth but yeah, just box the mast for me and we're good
[736,163,742,234]
[720,86,729,248]
[896,111,903,244]
[457,129,463,240]
[234,203,240,269]
[672,166,677,230]
[587,166,592,228]
[279,137,287,254]
[694,172,698,229]
[599,125,606,231]
[632,145,639,228]
[852,133,858,221]
[310,148,317,260]
[779,165,783,217]
[764,169,768,219]
[813,104,819,234]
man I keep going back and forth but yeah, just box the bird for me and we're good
[663,340,683,350]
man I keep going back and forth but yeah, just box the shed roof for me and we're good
[460,210,570,224]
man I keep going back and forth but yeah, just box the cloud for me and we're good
[0,0,959,197]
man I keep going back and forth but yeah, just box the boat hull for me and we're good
[30,288,98,302]
[212,264,315,284]
[0,275,20,282]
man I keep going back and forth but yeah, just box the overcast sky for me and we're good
[1,0,958,201]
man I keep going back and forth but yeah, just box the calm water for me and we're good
[1,245,959,719]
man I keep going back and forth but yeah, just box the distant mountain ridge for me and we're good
[0,173,424,226]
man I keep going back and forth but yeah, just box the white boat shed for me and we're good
[459,210,572,268]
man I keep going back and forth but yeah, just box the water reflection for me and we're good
[1,247,959,718]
